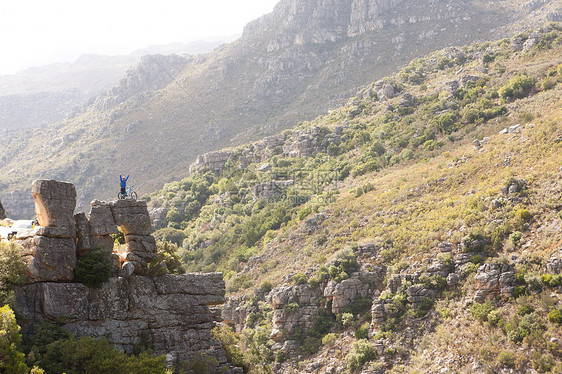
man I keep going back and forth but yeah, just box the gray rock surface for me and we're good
[14,273,226,365]
[19,236,76,282]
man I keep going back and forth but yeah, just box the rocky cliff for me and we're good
[10,179,228,367]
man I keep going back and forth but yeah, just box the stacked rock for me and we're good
[20,180,77,282]
[76,199,157,275]
[110,199,157,275]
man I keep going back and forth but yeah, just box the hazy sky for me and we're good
[0,0,280,75]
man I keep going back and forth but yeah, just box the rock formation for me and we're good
[15,273,227,365]
[12,179,229,367]
[16,180,77,282]
[473,262,515,303]
[0,198,5,219]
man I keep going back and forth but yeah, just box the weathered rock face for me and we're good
[267,284,320,343]
[323,270,384,314]
[473,262,515,303]
[19,236,77,282]
[15,273,227,365]
[189,150,236,174]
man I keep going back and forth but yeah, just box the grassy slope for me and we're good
[149,29,562,372]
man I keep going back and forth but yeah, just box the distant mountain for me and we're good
[0,0,559,218]
[0,39,232,130]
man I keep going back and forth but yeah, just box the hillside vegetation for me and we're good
[1,0,551,217]
[147,27,562,373]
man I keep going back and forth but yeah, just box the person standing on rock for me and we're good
[120,175,129,196]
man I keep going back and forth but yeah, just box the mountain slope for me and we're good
[1,0,556,218]
[144,28,562,373]
[0,40,228,132]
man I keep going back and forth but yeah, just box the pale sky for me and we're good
[0,0,280,75]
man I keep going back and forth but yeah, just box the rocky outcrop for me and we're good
[473,262,515,303]
[188,126,344,178]
[93,55,189,112]
[323,270,384,314]
[0,190,35,220]
[267,284,320,343]
[0,198,5,219]
[547,12,562,22]
[12,179,230,367]
[189,150,236,174]
[546,252,562,275]
[15,273,226,365]
[15,180,159,281]
[282,126,342,158]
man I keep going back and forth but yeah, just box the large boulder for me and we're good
[88,200,119,236]
[32,180,77,238]
[110,199,152,236]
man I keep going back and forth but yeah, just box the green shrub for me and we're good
[508,327,526,344]
[509,231,522,245]
[542,274,562,287]
[211,325,245,368]
[74,248,112,288]
[341,312,354,328]
[149,241,186,275]
[0,305,29,374]
[292,272,308,285]
[548,309,562,324]
[283,302,300,314]
[322,333,337,347]
[471,301,494,323]
[345,339,377,370]
[32,335,167,374]
[487,310,501,327]
[328,248,358,282]
[228,274,253,293]
[153,227,186,246]
[355,322,370,339]
[499,74,535,99]
[513,285,527,298]
[517,305,534,316]
[413,297,434,318]
[462,232,488,252]
[259,281,273,294]
[542,78,557,90]
[497,350,516,368]
[432,113,458,134]
[0,242,27,307]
